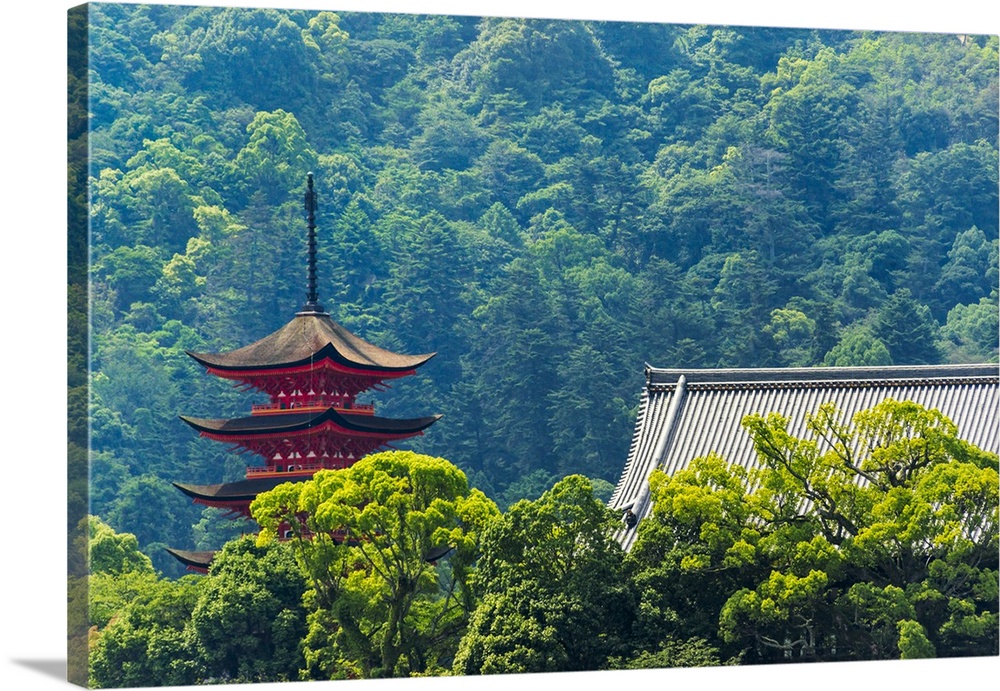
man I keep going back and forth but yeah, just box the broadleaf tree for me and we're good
[251,450,500,679]
[454,475,636,674]
[628,399,998,664]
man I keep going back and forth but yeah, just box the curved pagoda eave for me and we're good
[172,475,313,502]
[187,313,435,375]
[179,409,442,438]
[165,547,215,573]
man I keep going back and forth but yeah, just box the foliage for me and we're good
[86,517,160,631]
[872,288,943,364]
[88,573,204,688]
[88,515,155,576]
[86,523,308,687]
[823,324,893,367]
[609,636,722,669]
[251,451,500,678]
[454,475,634,674]
[189,538,308,683]
[940,296,1000,363]
[629,400,999,663]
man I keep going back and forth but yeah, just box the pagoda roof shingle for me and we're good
[187,313,435,373]
[180,408,441,437]
[172,474,313,502]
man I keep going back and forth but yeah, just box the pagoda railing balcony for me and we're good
[250,400,376,415]
[245,464,327,476]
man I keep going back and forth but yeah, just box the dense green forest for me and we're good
[69,5,997,587]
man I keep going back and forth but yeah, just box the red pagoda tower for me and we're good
[167,174,439,572]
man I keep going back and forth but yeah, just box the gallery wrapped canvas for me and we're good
[66,1,998,688]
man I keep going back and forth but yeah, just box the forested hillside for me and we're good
[69,4,998,576]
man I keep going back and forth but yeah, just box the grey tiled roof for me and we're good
[609,363,999,551]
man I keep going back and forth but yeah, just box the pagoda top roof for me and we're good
[180,408,441,437]
[187,312,435,374]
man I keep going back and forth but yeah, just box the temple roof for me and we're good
[187,313,435,373]
[180,408,441,437]
[173,475,312,502]
[610,363,999,551]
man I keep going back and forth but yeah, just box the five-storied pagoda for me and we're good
[166,174,439,572]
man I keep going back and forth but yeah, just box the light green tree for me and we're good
[88,574,203,688]
[93,244,165,313]
[88,515,155,576]
[764,308,816,367]
[86,517,203,688]
[252,451,499,679]
[631,400,998,663]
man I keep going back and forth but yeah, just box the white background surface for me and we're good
[1,1,997,689]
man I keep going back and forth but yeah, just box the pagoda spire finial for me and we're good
[299,172,327,315]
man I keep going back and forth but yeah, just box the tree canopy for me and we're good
[627,399,999,663]
[251,451,499,678]
[454,475,634,674]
